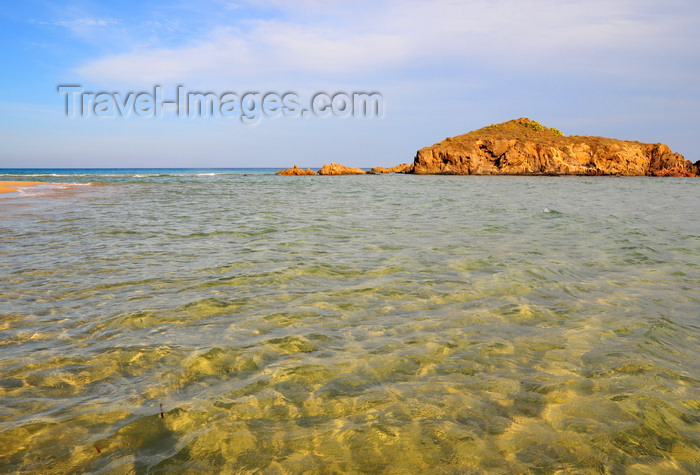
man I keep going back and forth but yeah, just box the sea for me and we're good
[1,169,699,473]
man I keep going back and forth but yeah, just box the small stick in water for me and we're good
[159,403,164,419]
[95,445,101,454]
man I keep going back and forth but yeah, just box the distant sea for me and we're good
[0,167,283,179]
[1,169,699,473]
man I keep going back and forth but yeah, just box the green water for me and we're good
[1,174,699,473]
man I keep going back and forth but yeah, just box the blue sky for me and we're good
[1,0,698,168]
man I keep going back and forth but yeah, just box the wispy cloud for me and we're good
[54,18,117,28]
[31,17,119,35]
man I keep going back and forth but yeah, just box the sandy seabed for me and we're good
[0,181,57,194]
[0,181,91,196]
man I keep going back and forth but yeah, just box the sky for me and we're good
[1,0,698,168]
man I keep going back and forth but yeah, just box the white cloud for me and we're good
[74,19,409,86]
[71,0,698,88]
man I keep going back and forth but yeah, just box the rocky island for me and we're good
[276,118,698,176]
[317,163,366,175]
[275,164,315,175]
[412,118,697,176]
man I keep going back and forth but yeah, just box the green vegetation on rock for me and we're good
[524,120,544,132]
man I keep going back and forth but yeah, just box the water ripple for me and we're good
[1,175,699,472]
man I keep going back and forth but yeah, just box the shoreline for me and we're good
[0,181,66,194]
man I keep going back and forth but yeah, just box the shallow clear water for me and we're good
[1,172,699,473]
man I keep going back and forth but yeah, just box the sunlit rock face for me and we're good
[412,118,697,177]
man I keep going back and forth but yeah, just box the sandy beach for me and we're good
[0,181,58,194]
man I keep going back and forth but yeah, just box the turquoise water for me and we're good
[1,171,699,473]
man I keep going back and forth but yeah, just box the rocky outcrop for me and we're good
[317,163,366,175]
[369,163,413,174]
[412,118,697,176]
[276,165,315,175]
[276,120,697,177]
